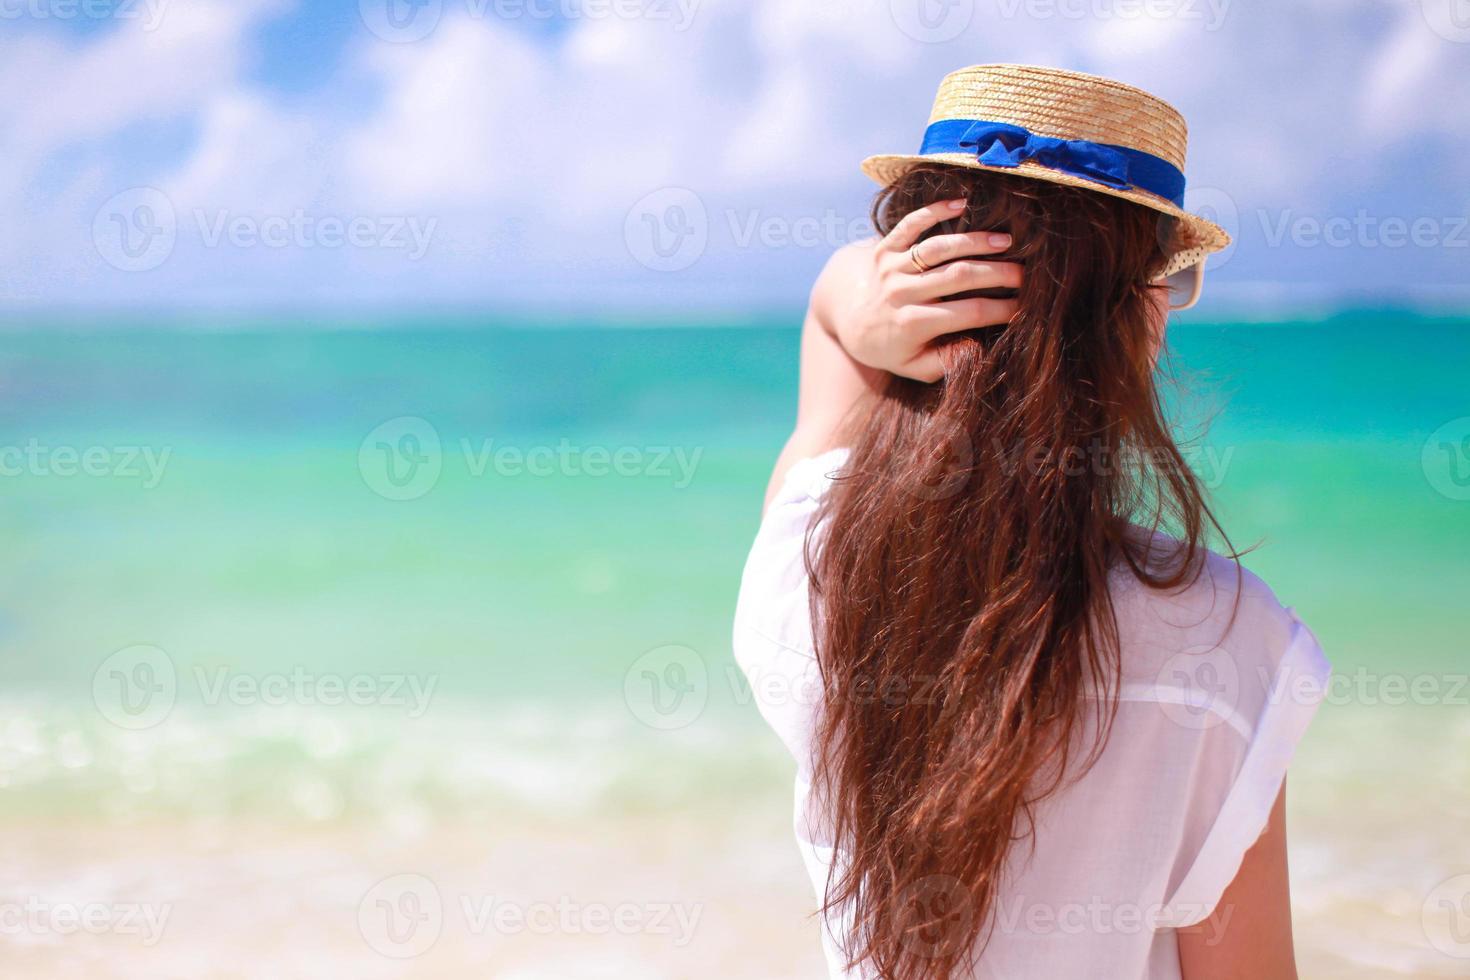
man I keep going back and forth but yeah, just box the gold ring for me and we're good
[908,245,932,274]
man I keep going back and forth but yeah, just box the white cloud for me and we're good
[166,93,323,213]
[0,0,286,292]
[1,0,1466,307]
[0,0,283,163]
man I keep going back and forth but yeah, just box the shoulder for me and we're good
[809,239,878,317]
[1114,545,1332,928]
[1112,542,1297,651]
[818,238,879,283]
[1109,537,1330,742]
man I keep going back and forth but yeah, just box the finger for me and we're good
[897,349,946,384]
[908,297,1020,343]
[882,199,968,253]
[903,260,1023,303]
[910,230,1013,268]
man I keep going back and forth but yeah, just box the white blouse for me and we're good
[733,449,1331,979]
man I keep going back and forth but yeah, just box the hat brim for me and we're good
[861,152,1229,278]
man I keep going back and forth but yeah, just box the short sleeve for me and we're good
[731,448,851,772]
[1161,608,1331,925]
[771,448,852,512]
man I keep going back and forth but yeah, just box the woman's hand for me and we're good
[814,198,1023,383]
[770,202,1024,508]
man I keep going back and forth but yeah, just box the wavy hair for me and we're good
[807,164,1232,979]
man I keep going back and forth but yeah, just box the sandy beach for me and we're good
[1,698,1467,978]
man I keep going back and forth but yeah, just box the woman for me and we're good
[733,65,1330,979]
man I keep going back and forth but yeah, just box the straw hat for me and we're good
[862,64,1228,277]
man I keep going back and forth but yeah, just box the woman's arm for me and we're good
[762,246,882,509]
[1177,783,1299,979]
[764,200,1022,509]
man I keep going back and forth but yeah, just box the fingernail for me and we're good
[949,199,967,210]
[988,233,1011,247]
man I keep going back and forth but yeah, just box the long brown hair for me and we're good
[808,164,1230,979]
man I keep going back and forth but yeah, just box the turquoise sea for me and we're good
[1,313,1467,978]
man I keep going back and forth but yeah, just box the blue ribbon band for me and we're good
[917,119,1185,207]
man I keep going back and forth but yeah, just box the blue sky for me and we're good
[1,0,1467,316]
